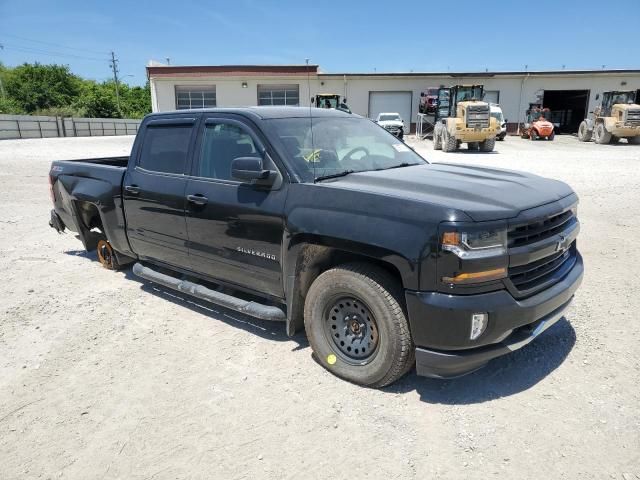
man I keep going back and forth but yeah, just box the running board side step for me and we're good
[132,263,286,322]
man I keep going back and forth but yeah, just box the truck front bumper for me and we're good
[406,253,583,378]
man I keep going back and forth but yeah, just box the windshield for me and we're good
[318,96,338,108]
[490,111,504,123]
[456,86,483,102]
[612,92,635,105]
[378,114,400,122]
[266,117,427,182]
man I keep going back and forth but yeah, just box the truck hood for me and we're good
[323,163,574,221]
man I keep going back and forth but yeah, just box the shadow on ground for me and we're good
[388,318,576,404]
[122,267,309,349]
[65,249,575,402]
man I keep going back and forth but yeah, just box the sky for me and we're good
[1,0,638,86]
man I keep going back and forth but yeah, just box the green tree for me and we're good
[120,82,152,118]
[5,63,81,113]
[74,81,120,118]
[0,62,151,119]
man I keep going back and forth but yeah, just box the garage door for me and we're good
[484,90,500,104]
[368,92,413,125]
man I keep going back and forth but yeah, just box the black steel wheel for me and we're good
[323,296,379,363]
[304,263,415,387]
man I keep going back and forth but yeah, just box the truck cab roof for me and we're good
[144,106,356,121]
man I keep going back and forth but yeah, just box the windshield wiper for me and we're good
[314,170,355,182]
[376,162,414,171]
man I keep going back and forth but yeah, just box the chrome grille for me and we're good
[466,104,489,128]
[626,108,640,124]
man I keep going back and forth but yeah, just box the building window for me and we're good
[258,84,299,106]
[175,86,216,109]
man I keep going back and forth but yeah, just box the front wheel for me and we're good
[433,131,442,150]
[577,121,592,142]
[304,263,414,388]
[479,137,496,152]
[442,130,457,152]
[594,123,612,144]
[628,136,640,145]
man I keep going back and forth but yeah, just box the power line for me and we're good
[0,33,107,56]
[0,43,108,62]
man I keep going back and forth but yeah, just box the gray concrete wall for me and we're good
[0,115,141,140]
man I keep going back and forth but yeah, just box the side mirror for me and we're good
[343,97,347,103]
[310,97,315,104]
[504,118,508,123]
[231,157,271,183]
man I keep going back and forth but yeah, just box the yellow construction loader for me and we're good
[578,91,640,144]
[432,85,500,152]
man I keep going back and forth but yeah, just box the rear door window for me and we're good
[139,125,192,174]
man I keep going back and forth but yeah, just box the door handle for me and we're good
[187,194,208,206]
[124,185,140,194]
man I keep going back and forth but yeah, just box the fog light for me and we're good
[470,313,488,340]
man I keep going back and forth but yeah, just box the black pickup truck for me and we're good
[49,107,583,387]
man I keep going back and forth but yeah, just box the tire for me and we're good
[530,129,538,140]
[594,123,612,144]
[96,238,121,270]
[549,132,555,141]
[304,263,414,388]
[577,121,592,142]
[609,135,619,144]
[442,130,457,152]
[479,137,496,152]
[628,136,640,145]
[433,131,441,150]
[468,142,480,150]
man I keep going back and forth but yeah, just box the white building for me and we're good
[147,64,640,134]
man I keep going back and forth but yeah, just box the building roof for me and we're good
[146,64,640,79]
[146,64,319,78]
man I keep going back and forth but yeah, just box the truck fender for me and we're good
[282,236,415,336]
[57,175,132,255]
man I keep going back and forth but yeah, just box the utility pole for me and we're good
[109,51,121,113]
[0,44,6,99]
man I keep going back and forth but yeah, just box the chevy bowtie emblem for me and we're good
[556,234,567,252]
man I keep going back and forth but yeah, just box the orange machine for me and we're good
[521,107,555,140]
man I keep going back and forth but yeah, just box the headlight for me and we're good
[441,228,507,259]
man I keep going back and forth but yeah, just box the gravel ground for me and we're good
[1,134,639,479]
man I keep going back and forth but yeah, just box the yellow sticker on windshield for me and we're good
[327,354,337,365]
[304,149,322,163]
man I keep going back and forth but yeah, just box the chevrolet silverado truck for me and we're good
[49,107,583,387]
